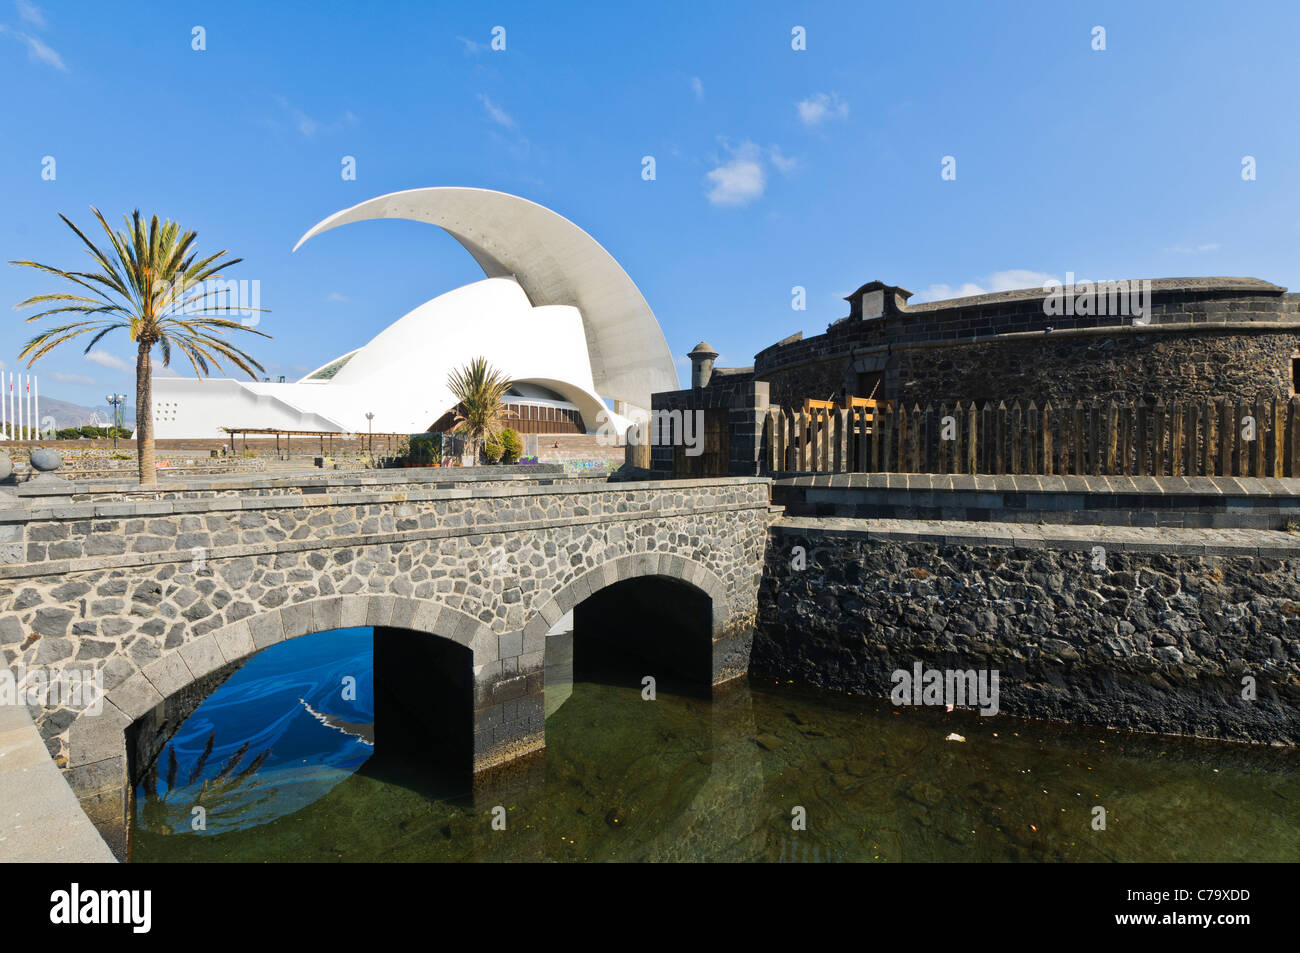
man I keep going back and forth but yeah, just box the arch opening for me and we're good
[125,624,476,854]
[569,575,714,695]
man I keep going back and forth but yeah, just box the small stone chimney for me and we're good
[688,341,719,389]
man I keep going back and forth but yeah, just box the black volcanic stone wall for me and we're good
[895,329,1300,406]
[754,528,1300,744]
[750,287,1300,408]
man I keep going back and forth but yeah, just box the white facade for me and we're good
[152,187,678,440]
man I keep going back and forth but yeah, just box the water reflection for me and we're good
[133,628,373,837]
[131,629,1300,862]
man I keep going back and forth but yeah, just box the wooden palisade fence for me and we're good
[763,397,1300,478]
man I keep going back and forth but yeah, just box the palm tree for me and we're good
[446,357,511,464]
[10,208,270,484]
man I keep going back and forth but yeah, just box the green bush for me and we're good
[500,428,522,464]
[409,434,442,465]
[53,425,131,440]
[483,432,504,463]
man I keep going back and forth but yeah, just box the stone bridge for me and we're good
[0,470,770,854]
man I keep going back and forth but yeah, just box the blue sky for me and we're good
[2,0,1298,416]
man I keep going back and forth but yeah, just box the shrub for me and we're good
[483,432,504,463]
[409,434,442,466]
[500,428,522,464]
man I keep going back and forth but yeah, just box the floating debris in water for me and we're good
[945,732,966,742]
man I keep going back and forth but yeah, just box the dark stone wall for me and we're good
[754,528,1300,744]
[747,283,1300,409]
[895,329,1300,407]
[761,357,849,411]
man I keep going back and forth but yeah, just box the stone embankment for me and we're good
[756,514,1300,744]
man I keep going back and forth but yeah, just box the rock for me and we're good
[28,448,61,473]
[754,733,784,751]
[1155,646,1184,664]
[908,780,945,807]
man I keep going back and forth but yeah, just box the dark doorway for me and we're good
[855,371,883,400]
[573,575,712,694]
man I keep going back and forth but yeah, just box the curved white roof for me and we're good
[293,186,677,410]
[151,277,633,439]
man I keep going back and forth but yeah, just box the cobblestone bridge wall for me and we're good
[0,474,770,854]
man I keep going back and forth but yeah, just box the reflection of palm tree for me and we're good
[138,729,273,834]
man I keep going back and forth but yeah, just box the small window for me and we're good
[1292,355,1300,394]
[856,372,883,400]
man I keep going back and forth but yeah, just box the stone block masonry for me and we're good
[0,471,770,855]
[756,517,1300,744]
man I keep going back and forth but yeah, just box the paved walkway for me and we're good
[0,666,116,862]
[774,515,1300,556]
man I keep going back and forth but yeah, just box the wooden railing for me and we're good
[764,397,1300,477]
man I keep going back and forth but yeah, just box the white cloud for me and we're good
[477,93,516,130]
[270,95,357,138]
[705,141,766,207]
[690,76,704,101]
[326,291,350,303]
[769,145,798,174]
[477,93,531,158]
[51,371,97,386]
[457,35,488,54]
[1165,242,1221,254]
[15,0,45,27]
[797,92,849,126]
[0,24,65,71]
[84,351,130,372]
[910,269,1059,303]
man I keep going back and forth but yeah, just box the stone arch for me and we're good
[65,593,495,856]
[520,553,734,689]
[524,553,730,649]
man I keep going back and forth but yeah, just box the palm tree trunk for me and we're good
[136,340,156,485]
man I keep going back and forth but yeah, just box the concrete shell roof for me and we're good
[293,187,678,409]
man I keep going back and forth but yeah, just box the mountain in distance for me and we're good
[35,396,135,430]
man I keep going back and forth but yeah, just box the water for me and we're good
[130,629,1300,862]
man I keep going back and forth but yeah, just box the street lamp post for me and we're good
[365,412,374,455]
[105,394,126,451]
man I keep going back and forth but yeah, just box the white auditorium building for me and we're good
[151,188,678,440]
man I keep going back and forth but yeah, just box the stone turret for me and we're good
[688,341,719,389]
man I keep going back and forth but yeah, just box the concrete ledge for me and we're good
[775,473,1300,496]
[772,514,1300,556]
[0,663,116,862]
